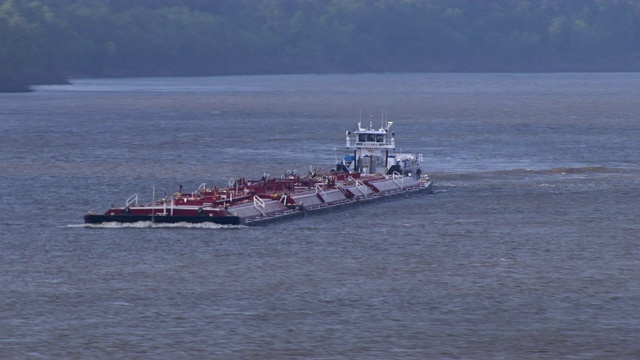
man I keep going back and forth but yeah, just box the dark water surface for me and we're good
[1,73,639,359]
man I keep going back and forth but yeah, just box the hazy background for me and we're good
[2,0,640,91]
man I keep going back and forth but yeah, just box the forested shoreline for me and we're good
[2,0,640,92]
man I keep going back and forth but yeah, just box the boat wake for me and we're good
[438,165,634,181]
[68,222,244,229]
[541,166,631,175]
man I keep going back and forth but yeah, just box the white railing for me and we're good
[348,140,395,148]
[392,171,404,188]
[126,194,138,207]
[253,195,266,216]
[354,179,369,198]
[315,184,327,196]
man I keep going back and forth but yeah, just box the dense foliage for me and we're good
[2,0,640,91]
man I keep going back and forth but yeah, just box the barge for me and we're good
[84,119,432,226]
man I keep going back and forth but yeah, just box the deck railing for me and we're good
[253,195,266,216]
[391,171,404,188]
[354,179,369,198]
[126,194,138,207]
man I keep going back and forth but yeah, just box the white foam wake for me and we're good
[67,221,244,229]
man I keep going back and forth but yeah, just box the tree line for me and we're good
[2,0,640,91]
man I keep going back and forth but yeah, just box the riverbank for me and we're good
[0,73,70,93]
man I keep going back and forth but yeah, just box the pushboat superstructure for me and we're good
[342,117,424,178]
[84,118,432,226]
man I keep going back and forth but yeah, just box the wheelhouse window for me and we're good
[358,133,384,143]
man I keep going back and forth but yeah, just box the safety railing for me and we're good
[195,183,206,194]
[315,184,327,196]
[253,195,266,216]
[126,194,138,207]
[392,171,404,188]
[354,179,369,198]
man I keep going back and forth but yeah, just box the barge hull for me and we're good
[84,214,242,225]
[244,181,432,226]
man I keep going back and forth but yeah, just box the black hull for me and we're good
[84,214,242,225]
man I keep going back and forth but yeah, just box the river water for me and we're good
[1,73,639,359]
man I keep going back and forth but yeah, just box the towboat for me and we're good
[84,119,432,226]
